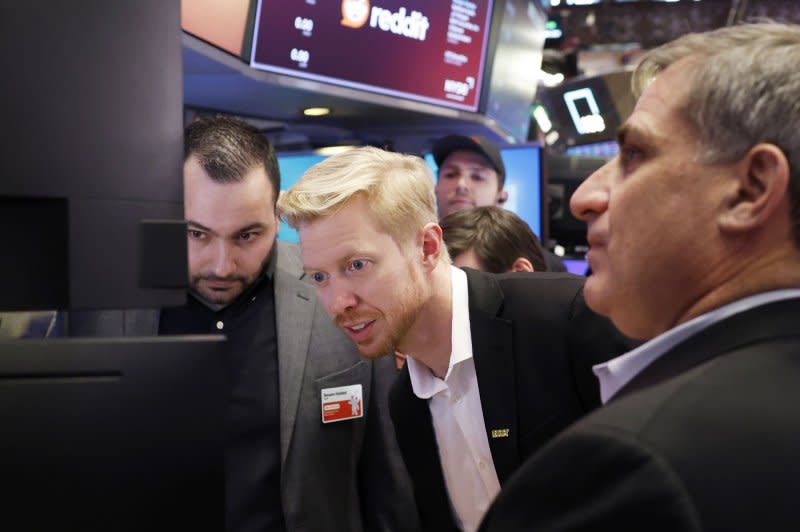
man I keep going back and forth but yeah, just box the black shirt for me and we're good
[159,253,286,532]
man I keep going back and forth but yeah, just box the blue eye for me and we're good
[311,272,326,283]
[351,259,365,270]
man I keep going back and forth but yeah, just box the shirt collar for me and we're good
[407,266,473,399]
[594,289,800,403]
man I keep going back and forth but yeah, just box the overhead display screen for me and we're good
[250,0,495,111]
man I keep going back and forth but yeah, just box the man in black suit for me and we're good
[479,22,800,532]
[278,146,630,531]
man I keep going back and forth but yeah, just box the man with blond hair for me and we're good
[69,116,417,532]
[479,22,800,531]
[278,146,630,532]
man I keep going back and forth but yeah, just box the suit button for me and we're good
[216,321,224,330]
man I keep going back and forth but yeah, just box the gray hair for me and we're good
[633,22,800,244]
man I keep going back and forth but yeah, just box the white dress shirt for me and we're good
[594,289,800,403]
[406,266,501,532]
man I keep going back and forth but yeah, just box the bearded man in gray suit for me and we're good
[69,116,417,532]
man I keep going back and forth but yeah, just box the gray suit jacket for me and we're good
[68,241,418,532]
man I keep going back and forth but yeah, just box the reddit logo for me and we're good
[341,0,370,28]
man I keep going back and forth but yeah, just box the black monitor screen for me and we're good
[0,2,187,311]
[0,335,227,531]
[547,153,608,253]
[250,0,494,111]
[538,75,622,148]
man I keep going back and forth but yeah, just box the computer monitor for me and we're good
[1,2,187,311]
[547,153,609,253]
[0,336,227,531]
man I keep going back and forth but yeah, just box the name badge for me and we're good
[321,384,363,424]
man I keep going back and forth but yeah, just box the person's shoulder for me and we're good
[571,351,756,438]
[491,271,586,308]
[276,240,301,265]
[495,270,585,287]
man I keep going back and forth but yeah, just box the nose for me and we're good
[455,173,469,192]
[211,241,237,278]
[322,279,358,318]
[570,161,611,222]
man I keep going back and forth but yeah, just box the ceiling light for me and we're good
[303,107,331,117]
[314,145,356,156]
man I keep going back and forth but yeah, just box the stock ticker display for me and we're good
[250,0,495,111]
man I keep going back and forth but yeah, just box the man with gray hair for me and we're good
[479,22,800,531]
[278,146,630,531]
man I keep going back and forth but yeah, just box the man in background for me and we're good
[479,22,800,531]
[432,134,566,272]
[433,135,509,219]
[440,206,547,273]
[278,146,631,531]
[70,116,417,532]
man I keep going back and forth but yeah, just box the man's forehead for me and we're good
[441,150,494,170]
[635,59,695,114]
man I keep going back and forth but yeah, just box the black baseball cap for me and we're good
[432,134,506,187]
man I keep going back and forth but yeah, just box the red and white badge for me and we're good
[321,384,363,424]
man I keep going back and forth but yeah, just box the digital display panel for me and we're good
[425,143,543,238]
[538,75,622,148]
[250,0,494,111]
[482,0,546,141]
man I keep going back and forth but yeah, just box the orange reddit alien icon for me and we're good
[341,0,370,28]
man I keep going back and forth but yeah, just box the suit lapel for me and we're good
[464,269,519,484]
[391,368,458,530]
[615,297,800,400]
[274,243,315,464]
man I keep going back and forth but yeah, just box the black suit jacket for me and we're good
[389,270,632,531]
[480,297,800,532]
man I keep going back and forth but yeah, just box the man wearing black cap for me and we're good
[432,134,567,272]
[433,135,508,219]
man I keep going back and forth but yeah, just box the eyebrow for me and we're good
[617,120,663,148]
[302,250,370,275]
[186,220,267,237]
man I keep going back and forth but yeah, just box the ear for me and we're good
[509,257,534,273]
[718,143,791,234]
[497,189,509,206]
[419,223,445,271]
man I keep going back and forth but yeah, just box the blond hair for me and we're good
[278,146,441,248]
